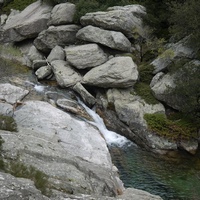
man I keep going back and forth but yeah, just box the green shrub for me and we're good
[133,82,159,105]
[8,162,50,195]
[144,113,198,141]
[0,115,17,132]
[1,0,37,14]
[138,63,154,84]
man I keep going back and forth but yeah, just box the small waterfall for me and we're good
[78,99,130,147]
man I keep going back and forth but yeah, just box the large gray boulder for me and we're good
[1,100,124,196]
[0,1,52,43]
[82,56,138,88]
[65,43,108,69]
[76,25,132,52]
[34,25,81,53]
[0,83,29,104]
[80,5,146,38]
[51,60,82,87]
[48,2,76,26]
[27,45,44,63]
[150,72,178,110]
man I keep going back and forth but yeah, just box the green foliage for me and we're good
[133,82,159,105]
[1,0,37,14]
[144,113,198,141]
[8,162,50,195]
[138,63,154,84]
[0,115,17,132]
[169,61,200,121]
[169,0,200,48]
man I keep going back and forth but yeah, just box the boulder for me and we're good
[51,60,82,87]
[0,14,7,25]
[65,43,108,69]
[80,5,146,38]
[0,83,29,104]
[0,1,52,43]
[152,37,197,74]
[2,100,124,196]
[178,140,198,155]
[34,25,81,53]
[0,172,49,200]
[35,65,52,80]
[104,88,178,154]
[48,2,76,26]
[27,45,44,62]
[32,60,47,70]
[73,82,96,107]
[82,56,138,88]
[150,72,179,110]
[47,45,65,63]
[76,25,132,52]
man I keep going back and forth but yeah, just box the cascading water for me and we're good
[78,98,131,147]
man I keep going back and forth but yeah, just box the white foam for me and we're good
[78,99,130,147]
[34,84,46,93]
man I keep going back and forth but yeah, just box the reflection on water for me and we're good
[110,144,200,200]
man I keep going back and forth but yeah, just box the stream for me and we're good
[1,57,200,200]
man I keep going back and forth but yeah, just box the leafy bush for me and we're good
[133,82,159,105]
[1,0,37,14]
[138,63,154,84]
[144,113,198,141]
[0,115,17,132]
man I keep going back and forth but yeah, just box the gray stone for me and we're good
[73,82,96,107]
[76,25,132,52]
[152,37,197,74]
[0,1,52,43]
[48,3,76,26]
[0,172,49,200]
[47,45,65,63]
[32,60,47,70]
[80,5,146,38]
[150,73,179,110]
[56,98,81,114]
[82,56,138,88]
[27,45,44,62]
[178,140,198,155]
[0,102,13,116]
[0,14,7,25]
[35,65,52,80]
[51,60,82,87]
[34,25,81,53]
[0,83,29,104]
[65,43,108,69]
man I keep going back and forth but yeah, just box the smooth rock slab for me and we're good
[47,45,65,63]
[0,83,29,104]
[65,43,108,69]
[34,25,81,53]
[35,65,52,80]
[82,56,138,88]
[51,60,82,87]
[76,25,132,52]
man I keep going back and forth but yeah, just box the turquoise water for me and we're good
[110,144,200,200]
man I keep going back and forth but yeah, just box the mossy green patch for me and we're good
[133,82,159,105]
[138,63,154,84]
[0,115,17,132]
[1,0,37,14]
[144,113,198,141]
[7,161,50,195]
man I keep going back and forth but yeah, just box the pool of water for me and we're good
[110,144,200,200]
